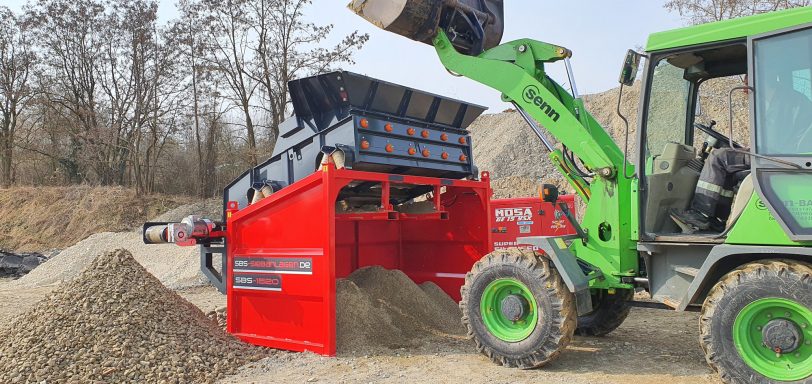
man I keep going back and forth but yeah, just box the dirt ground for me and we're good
[0,281,720,384]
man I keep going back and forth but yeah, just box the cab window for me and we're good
[754,27,812,155]
[644,59,691,161]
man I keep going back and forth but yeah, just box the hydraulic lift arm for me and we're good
[433,31,629,201]
[432,31,639,288]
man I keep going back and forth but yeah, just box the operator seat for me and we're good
[732,169,751,184]
[726,174,754,229]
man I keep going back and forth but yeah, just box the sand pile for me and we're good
[0,249,264,383]
[336,266,465,354]
[10,232,204,290]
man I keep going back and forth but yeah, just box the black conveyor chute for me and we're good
[289,71,485,132]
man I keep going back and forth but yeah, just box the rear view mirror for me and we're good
[619,50,642,86]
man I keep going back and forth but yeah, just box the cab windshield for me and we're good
[644,59,691,160]
[754,27,812,155]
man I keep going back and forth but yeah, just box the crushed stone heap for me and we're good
[336,266,466,354]
[0,249,264,383]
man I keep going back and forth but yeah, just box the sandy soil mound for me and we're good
[489,176,541,199]
[0,249,264,383]
[10,232,204,290]
[469,112,562,186]
[0,186,192,252]
[336,266,465,354]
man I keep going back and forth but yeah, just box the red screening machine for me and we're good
[142,71,577,356]
[143,71,498,356]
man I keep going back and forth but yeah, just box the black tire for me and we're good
[460,248,576,369]
[575,289,633,336]
[700,259,812,384]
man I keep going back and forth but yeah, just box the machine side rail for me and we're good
[200,245,227,294]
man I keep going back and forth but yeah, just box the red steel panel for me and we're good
[490,195,577,251]
[227,171,338,355]
[225,165,492,356]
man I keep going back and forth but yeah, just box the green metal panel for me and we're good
[433,32,637,289]
[630,177,639,241]
[726,193,812,246]
[646,6,812,52]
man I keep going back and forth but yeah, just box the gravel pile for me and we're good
[10,232,205,290]
[0,249,265,383]
[206,306,228,329]
[336,266,465,354]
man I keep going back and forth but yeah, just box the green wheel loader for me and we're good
[351,1,812,382]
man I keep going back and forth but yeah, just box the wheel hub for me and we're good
[763,318,803,353]
[480,278,539,342]
[500,294,530,321]
[733,298,812,381]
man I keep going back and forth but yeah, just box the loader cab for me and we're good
[636,23,812,244]
[637,42,750,241]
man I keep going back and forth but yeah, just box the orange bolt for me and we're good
[440,133,448,141]
[422,149,430,157]
[441,152,449,160]
[385,143,394,153]
[459,154,468,162]
[408,147,416,156]
[458,136,467,144]
[421,130,429,138]
[407,127,416,136]
[360,118,369,129]
[360,140,370,150]
[385,123,393,132]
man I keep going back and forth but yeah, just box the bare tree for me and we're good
[174,0,224,197]
[26,0,108,183]
[2,0,369,194]
[249,0,368,150]
[665,0,812,24]
[197,0,261,166]
[0,7,35,187]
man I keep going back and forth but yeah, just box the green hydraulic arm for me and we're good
[432,31,637,289]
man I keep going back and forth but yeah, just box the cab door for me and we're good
[749,25,812,241]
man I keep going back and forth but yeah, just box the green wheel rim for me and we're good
[480,278,538,342]
[733,298,812,381]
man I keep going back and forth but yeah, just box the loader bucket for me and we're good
[348,0,504,55]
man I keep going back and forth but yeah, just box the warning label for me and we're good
[233,273,283,291]
[233,257,313,274]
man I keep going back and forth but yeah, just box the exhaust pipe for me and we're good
[348,0,504,55]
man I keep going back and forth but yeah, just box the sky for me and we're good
[3,0,685,113]
[315,0,684,112]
